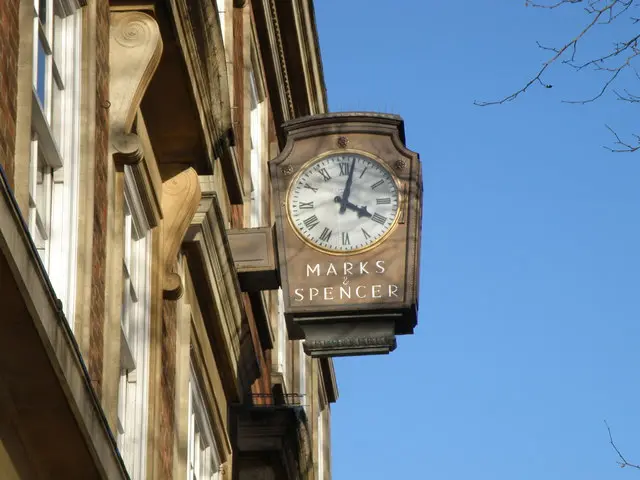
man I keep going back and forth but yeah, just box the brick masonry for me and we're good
[0,0,19,187]
[159,299,177,478]
[230,6,244,229]
[88,0,110,397]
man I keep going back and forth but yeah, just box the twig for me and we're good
[475,0,637,106]
[604,125,640,152]
[605,420,640,468]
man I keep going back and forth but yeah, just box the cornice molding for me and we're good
[169,0,232,171]
[267,0,295,119]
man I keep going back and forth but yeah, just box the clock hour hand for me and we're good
[339,158,357,214]
[333,196,372,218]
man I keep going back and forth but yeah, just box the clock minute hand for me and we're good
[339,158,357,214]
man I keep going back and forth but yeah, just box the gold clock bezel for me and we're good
[285,148,401,256]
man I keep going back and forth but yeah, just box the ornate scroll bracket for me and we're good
[109,11,163,136]
[161,168,201,299]
[108,12,164,226]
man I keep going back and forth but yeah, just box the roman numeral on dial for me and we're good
[371,179,384,190]
[342,232,350,245]
[319,227,332,242]
[303,183,318,193]
[339,163,350,176]
[299,201,314,209]
[376,197,391,205]
[303,215,320,230]
[318,168,331,181]
[361,228,371,240]
[372,213,387,225]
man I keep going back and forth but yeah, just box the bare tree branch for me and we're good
[474,0,621,106]
[525,0,585,10]
[604,125,640,151]
[605,421,640,469]
[477,0,640,153]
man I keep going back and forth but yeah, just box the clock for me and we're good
[287,150,400,254]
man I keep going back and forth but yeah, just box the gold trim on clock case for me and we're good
[285,148,402,256]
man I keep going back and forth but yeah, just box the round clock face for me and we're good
[287,151,400,254]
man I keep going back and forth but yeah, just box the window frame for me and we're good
[187,361,222,480]
[116,167,152,479]
[29,0,82,326]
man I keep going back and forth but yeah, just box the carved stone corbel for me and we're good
[109,11,163,135]
[109,10,164,227]
[162,168,201,300]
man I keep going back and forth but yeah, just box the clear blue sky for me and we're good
[314,1,640,479]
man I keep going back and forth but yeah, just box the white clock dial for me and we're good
[287,151,400,253]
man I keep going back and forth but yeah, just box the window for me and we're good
[188,363,221,480]
[116,170,152,479]
[249,66,265,227]
[29,0,82,323]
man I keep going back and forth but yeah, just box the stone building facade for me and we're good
[0,0,337,478]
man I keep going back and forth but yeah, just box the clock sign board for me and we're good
[270,112,422,357]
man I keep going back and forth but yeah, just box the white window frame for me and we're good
[116,168,152,479]
[249,57,266,228]
[187,362,221,480]
[274,289,288,374]
[298,340,307,410]
[29,0,82,326]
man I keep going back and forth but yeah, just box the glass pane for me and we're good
[33,218,46,251]
[38,0,47,25]
[249,70,259,109]
[121,272,130,332]
[52,14,64,82]
[123,211,132,271]
[36,152,50,235]
[36,38,47,107]
[50,76,62,145]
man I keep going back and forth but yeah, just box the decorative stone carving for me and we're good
[109,11,163,135]
[297,315,399,357]
[109,11,164,227]
[304,336,397,357]
[161,168,201,299]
